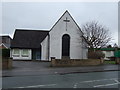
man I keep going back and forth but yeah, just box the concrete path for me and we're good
[2,61,120,77]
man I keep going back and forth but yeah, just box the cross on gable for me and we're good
[63,17,70,22]
[63,17,70,31]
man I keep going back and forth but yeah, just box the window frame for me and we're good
[21,49,29,57]
[13,49,20,57]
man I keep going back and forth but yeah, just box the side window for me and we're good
[21,49,29,57]
[13,49,19,54]
[13,49,20,57]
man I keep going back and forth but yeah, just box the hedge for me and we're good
[0,49,10,58]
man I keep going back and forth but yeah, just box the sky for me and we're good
[118,2,120,46]
[1,1,118,46]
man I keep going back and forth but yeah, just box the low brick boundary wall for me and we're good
[51,58,104,67]
[2,58,12,69]
[115,58,120,64]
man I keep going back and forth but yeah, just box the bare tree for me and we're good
[82,21,111,48]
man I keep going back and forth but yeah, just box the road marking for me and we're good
[13,84,56,88]
[114,80,120,83]
[73,83,78,88]
[93,83,119,88]
[76,78,120,88]
[93,79,120,88]
[79,78,119,83]
[55,72,58,74]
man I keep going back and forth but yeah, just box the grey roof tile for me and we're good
[11,29,49,49]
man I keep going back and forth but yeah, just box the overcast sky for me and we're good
[2,2,118,45]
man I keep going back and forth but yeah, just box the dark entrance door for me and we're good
[62,34,70,57]
[35,45,41,60]
[36,51,41,60]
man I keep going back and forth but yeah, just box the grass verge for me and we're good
[104,61,116,64]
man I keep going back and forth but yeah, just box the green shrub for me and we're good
[1,49,10,58]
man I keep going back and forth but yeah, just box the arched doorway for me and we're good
[62,34,70,57]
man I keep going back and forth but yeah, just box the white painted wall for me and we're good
[41,36,49,61]
[11,49,32,60]
[49,11,88,60]
[102,51,114,60]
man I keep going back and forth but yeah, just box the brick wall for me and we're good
[2,58,12,69]
[0,45,7,49]
[51,58,104,67]
[115,58,120,64]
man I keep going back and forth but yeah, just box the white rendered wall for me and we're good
[102,51,114,60]
[41,36,49,61]
[49,11,88,60]
[11,49,32,60]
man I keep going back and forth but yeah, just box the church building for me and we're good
[10,10,88,61]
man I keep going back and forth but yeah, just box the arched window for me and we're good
[62,34,70,57]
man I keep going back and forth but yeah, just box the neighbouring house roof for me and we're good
[11,29,49,49]
[0,35,11,40]
[0,35,12,48]
[89,48,120,51]
[99,48,115,51]
[89,47,120,51]
[0,43,9,49]
[114,50,120,57]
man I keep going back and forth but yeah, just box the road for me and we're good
[2,71,120,89]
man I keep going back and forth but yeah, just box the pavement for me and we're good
[2,61,120,77]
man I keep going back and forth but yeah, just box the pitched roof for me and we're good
[0,43,9,49]
[49,10,88,44]
[0,35,12,43]
[0,35,11,38]
[50,10,84,35]
[11,29,49,49]
[0,35,12,48]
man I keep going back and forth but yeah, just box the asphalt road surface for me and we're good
[2,71,120,89]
